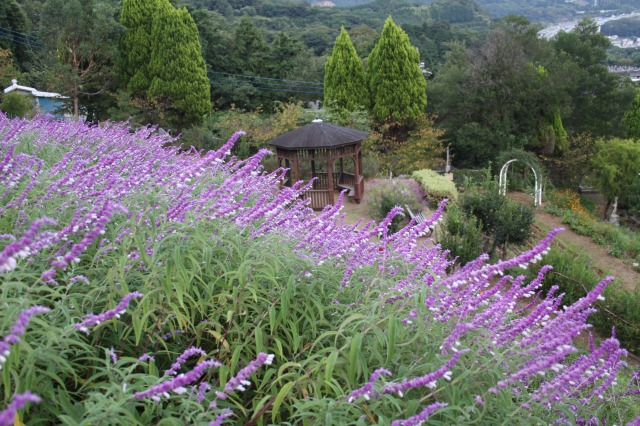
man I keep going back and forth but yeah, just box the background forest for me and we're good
[0,0,639,180]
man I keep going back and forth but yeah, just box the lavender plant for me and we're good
[1,113,638,424]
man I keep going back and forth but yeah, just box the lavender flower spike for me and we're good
[73,292,143,334]
[390,401,448,426]
[134,359,222,401]
[209,408,233,426]
[0,306,50,371]
[0,392,41,426]
[223,353,275,394]
[165,346,207,376]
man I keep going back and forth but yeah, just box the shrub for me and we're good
[412,169,458,202]
[366,178,426,232]
[460,172,534,256]
[0,92,35,118]
[439,204,484,265]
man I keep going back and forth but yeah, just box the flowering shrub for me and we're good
[1,114,639,424]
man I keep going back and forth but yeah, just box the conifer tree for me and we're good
[148,4,211,127]
[119,0,161,94]
[324,27,368,111]
[367,16,426,124]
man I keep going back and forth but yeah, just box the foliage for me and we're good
[204,102,306,158]
[545,189,640,262]
[622,90,640,140]
[0,49,19,88]
[323,27,368,111]
[366,16,427,125]
[0,93,34,118]
[38,0,121,116]
[459,171,535,256]
[552,18,635,137]
[540,133,597,188]
[591,137,640,217]
[412,169,458,202]
[147,3,211,127]
[439,203,484,265]
[521,244,640,356]
[120,0,160,95]
[363,114,444,176]
[1,115,639,424]
[365,178,426,232]
[0,0,34,71]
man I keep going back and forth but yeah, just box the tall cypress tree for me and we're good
[148,4,211,127]
[119,0,161,94]
[367,16,426,124]
[324,27,368,111]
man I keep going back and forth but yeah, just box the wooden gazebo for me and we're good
[268,119,367,210]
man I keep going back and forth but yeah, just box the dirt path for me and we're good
[532,210,638,292]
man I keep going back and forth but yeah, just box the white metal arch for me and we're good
[498,159,542,206]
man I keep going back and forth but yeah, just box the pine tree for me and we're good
[367,17,427,124]
[148,4,211,127]
[324,27,368,111]
[119,0,161,94]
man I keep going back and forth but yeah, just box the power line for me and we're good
[210,80,323,95]
[0,33,41,49]
[208,70,323,87]
[0,26,39,41]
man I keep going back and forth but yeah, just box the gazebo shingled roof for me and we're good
[268,121,368,150]
[268,120,367,209]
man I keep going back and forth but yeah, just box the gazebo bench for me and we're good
[337,183,355,198]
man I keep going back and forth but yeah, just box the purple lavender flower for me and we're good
[0,306,50,370]
[138,353,155,363]
[223,353,275,394]
[165,346,207,376]
[0,392,41,426]
[109,348,118,364]
[134,359,221,401]
[208,408,233,426]
[73,292,143,334]
[390,401,448,426]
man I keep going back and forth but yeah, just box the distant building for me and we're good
[3,79,68,117]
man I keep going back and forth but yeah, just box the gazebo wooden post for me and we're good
[327,152,334,205]
[339,157,344,185]
[353,152,360,201]
[310,150,316,188]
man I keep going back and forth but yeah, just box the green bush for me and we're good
[439,204,484,265]
[366,179,426,232]
[0,92,35,118]
[412,169,458,202]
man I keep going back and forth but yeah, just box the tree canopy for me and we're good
[367,16,427,124]
[324,27,368,111]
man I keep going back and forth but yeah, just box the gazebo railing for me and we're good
[301,189,333,210]
[311,172,357,190]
